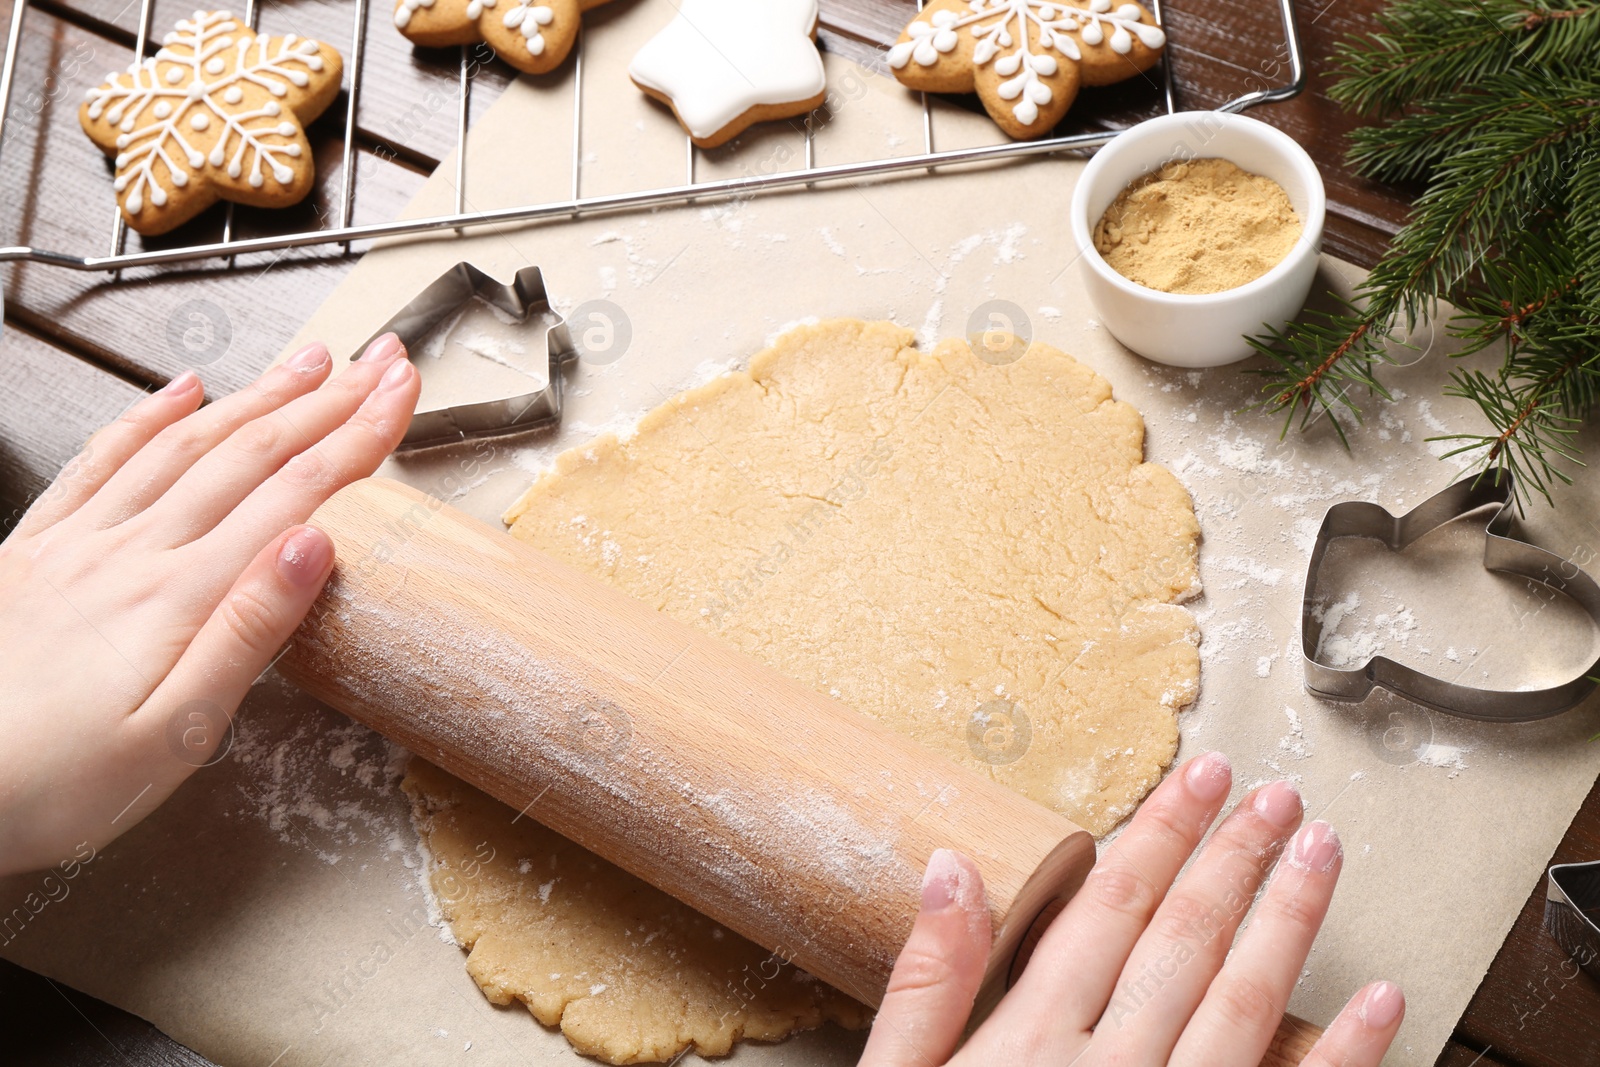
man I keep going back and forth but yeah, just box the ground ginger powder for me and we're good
[1093,158,1301,295]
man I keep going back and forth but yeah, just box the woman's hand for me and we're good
[0,336,419,876]
[862,753,1404,1066]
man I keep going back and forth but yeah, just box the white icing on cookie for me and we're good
[501,2,554,56]
[393,0,435,30]
[84,11,333,216]
[627,0,825,141]
[887,0,1165,126]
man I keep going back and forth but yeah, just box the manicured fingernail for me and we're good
[1184,751,1231,803]
[1285,820,1341,873]
[1359,980,1404,1029]
[361,332,404,363]
[922,849,980,913]
[286,342,329,372]
[158,370,199,395]
[378,357,414,392]
[277,526,334,587]
[1252,780,1302,829]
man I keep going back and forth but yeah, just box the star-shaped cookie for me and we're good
[394,0,613,76]
[888,0,1165,139]
[628,0,826,149]
[80,10,343,236]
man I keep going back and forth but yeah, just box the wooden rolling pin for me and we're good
[277,477,1322,1060]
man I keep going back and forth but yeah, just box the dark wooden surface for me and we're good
[0,0,1592,1063]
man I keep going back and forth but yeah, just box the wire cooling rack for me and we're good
[0,0,1303,273]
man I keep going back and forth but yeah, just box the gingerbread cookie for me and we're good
[888,0,1165,140]
[79,11,342,237]
[628,0,826,149]
[394,0,612,77]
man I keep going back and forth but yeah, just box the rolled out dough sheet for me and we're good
[505,319,1200,835]
[406,318,1198,1061]
[7,2,1600,1063]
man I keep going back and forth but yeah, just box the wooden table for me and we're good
[0,0,1593,1063]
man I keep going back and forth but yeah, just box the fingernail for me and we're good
[922,848,979,913]
[1252,780,1303,829]
[158,370,199,395]
[277,526,334,587]
[361,332,404,363]
[1285,820,1341,873]
[1184,751,1231,803]
[286,342,329,372]
[1359,980,1404,1029]
[378,358,414,392]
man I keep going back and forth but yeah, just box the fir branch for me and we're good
[1329,0,1600,116]
[1250,0,1600,507]
[1435,347,1595,504]
[1248,301,1391,443]
[1346,81,1600,182]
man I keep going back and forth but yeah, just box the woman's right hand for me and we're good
[861,751,1403,1066]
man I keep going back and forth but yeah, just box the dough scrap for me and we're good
[409,318,1200,1061]
[405,760,869,1063]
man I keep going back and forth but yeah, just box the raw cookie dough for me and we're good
[412,318,1199,1061]
[508,319,1200,828]
[404,760,869,1064]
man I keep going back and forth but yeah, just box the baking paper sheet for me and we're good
[7,2,1600,1063]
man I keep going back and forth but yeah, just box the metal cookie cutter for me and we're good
[1301,468,1600,722]
[1545,861,1600,978]
[363,263,576,450]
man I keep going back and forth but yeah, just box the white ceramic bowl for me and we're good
[1068,110,1326,368]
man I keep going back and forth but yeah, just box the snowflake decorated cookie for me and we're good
[394,0,613,77]
[888,0,1165,139]
[79,11,343,236]
[628,0,826,149]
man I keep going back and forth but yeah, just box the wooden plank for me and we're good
[1435,1041,1519,1067]
[0,959,215,1066]
[819,0,912,48]
[0,5,430,394]
[0,323,144,534]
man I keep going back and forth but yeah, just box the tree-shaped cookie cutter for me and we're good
[363,262,576,450]
[1301,469,1600,722]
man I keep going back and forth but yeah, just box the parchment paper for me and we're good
[7,2,1600,1064]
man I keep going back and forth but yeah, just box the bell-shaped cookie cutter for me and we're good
[362,262,576,450]
[1545,860,1600,977]
[1301,469,1600,722]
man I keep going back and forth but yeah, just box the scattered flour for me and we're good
[1416,741,1471,777]
[1279,705,1310,760]
[1313,592,1422,668]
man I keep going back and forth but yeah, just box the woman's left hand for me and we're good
[0,335,419,876]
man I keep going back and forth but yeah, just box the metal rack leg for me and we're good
[218,0,262,266]
[454,43,470,226]
[338,0,371,251]
[1148,0,1177,114]
[570,32,582,204]
[105,0,159,271]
